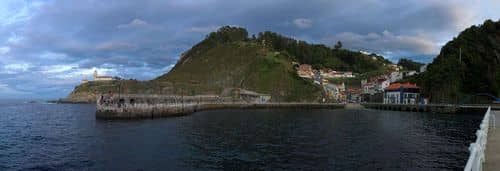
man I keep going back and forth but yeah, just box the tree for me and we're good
[397,58,424,71]
[334,41,342,50]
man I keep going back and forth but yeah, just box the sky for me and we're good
[0,0,499,99]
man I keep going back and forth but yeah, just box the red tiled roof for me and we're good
[384,83,419,90]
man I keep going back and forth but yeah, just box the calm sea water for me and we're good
[0,101,482,170]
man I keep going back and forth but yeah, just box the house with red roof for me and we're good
[383,83,420,104]
[297,64,314,79]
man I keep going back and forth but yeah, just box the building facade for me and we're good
[383,83,420,104]
[389,72,403,83]
[93,70,116,81]
[297,64,313,78]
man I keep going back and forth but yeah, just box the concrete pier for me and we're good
[483,109,499,171]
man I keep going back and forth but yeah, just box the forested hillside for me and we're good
[255,31,392,73]
[420,19,500,103]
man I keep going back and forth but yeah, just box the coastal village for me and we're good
[294,61,428,105]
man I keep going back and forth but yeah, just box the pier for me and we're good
[95,94,344,119]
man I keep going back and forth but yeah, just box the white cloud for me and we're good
[327,30,439,56]
[185,25,219,33]
[0,0,45,26]
[7,33,23,44]
[2,62,32,74]
[0,46,10,54]
[293,18,313,29]
[40,51,67,60]
[42,65,117,80]
[0,83,8,91]
[40,64,77,74]
[117,18,152,29]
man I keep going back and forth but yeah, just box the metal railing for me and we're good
[464,106,494,171]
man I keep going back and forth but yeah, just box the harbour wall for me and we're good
[95,94,497,119]
[95,94,344,119]
[96,102,345,119]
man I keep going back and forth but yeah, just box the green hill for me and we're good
[67,26,392,102]
[410,19,500,103]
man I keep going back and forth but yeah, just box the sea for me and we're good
[0,100,482,170]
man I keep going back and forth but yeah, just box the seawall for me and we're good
[96,102,345,119]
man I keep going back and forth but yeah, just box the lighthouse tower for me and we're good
[93,70,98,79]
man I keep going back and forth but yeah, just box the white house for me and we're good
[404,70,418,77]
[375,79,390,92]
[420,64,428,73]
[390,72,403,83]
[362,78,389,95]
[362,83,377,95]
[342,72,355,78]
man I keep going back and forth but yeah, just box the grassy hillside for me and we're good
[154,41,321,101]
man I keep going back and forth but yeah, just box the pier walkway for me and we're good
[484,109,499,171]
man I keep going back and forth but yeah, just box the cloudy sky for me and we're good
[0,0,499,99]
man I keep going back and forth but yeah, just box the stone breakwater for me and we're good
[95,94,345,119]
[96,103,346,119]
